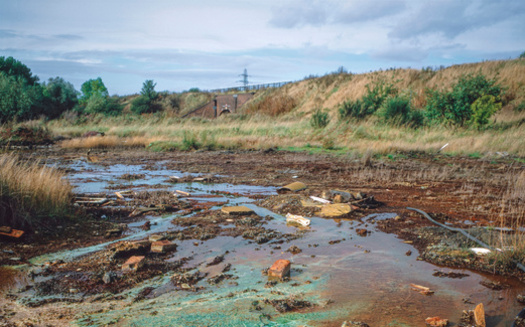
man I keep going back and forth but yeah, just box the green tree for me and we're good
[131,80,161,114]
[42,77,79,118]
[141,80,157,101]
[0,56,39,85]
[79,77,109,105]
[0,74,34,122]
[519,51,525,59]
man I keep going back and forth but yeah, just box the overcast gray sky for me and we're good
[1,0,524,95]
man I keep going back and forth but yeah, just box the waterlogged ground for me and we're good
[2,149,525,326]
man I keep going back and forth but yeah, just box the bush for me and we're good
[83,94,123,116]
[310,109,330,129]
[425,73,503,126]
[339,99,364,120]
[377,96,425,128]
[469,95,502,129]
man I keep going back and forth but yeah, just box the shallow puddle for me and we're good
[15,162,525,326]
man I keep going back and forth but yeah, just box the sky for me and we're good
[1,0,524,95]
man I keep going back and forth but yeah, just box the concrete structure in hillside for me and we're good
[183,93,254,119]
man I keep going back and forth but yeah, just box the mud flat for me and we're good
[1,148,525,326]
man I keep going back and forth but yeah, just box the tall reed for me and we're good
[0,153,73,229]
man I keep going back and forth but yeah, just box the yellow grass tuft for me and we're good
[0,153,73,228]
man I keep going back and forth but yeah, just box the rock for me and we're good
[474,303,486,327]
[287,245,302,254]
[105,229,122,238]
[268,259,291,279]
[356,228,369,237]
[425,317,448,326]
[122,256,145,272]
[221,206,254,216]
[317,203,352,218]
[103,272,115,284]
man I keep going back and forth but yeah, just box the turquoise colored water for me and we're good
[11,161,525,326]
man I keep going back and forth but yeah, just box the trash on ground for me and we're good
[425,316,448,326]
[128,206,164,218]
[175,190,191,197]
[286,213,311,227]
[410,283,434,295]
[74,197,108,206]
[310,196,331,204]
[470,247,491,255]
[149,234,165,242]
[122,255,145,272]
[474,303,486,327]
[0,226,24,239]
[277,182,307,194]
[268,259,291,279]
[221,206,254,216]
[317,203,352,218]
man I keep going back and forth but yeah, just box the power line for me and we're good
[237,68,250,87]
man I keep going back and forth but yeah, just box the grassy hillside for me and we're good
[46,58,525,157]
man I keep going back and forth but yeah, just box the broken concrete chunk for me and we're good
[474,303,486,327]
[317,203,352,218]
[268,259,291,279]
[221,206,254,216]
[277,182,307,194]
[122,256,145,272]
[151,240,177,253]
[425,317,448,326]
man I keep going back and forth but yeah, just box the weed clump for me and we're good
[310,109,330,129]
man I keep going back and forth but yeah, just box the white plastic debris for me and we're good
[470,247,491,255]
[286,213,311,227]
[310,196,331,204]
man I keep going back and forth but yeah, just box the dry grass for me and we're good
[0,153,73,228]
[59,136,166,149]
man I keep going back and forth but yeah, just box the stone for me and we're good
[149,234,165,242]
[474,303,486,327]
[317,203,352,218]
[221,206,254,216]
[122,256,145,272]
[103,272,115,284]
[151,240,177,253]
[425,317,448,326]
[268,259,291,279]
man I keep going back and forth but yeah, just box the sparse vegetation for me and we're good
[310,109,330,129]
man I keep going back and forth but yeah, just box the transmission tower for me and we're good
[237,68,250,87]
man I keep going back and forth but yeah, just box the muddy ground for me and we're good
[1,147,525,326]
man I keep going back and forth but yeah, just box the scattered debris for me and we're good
[286,213,311,227]
[474,303,486,327]
[102,271,116,284]
[356,228,369,237]
[310,196,331,204]
[277,182,307,194]
[263,296,312,313]
[122,256,145,272]
[151,240,177,253]
[287,245,302,254]
[74,197,108,206]
[480,280,510,290]
[410,283,434,295]
[104,228,122,238]
[470,247,491,255]
[175,190,191,197]
[268,259,291,279]
[149,234,165,242]
[432,270,469,279]
[0,226,24,239]
[425,316,448,326]
[317,203,352,218]
[207,255,225,266]
[514,308,525,327]
[221,206,254,216]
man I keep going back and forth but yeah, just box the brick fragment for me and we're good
[122,255,145,272]
[151,240,177,253]
[268,259,291,279]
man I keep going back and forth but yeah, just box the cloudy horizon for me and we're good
[1,0,524,95]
